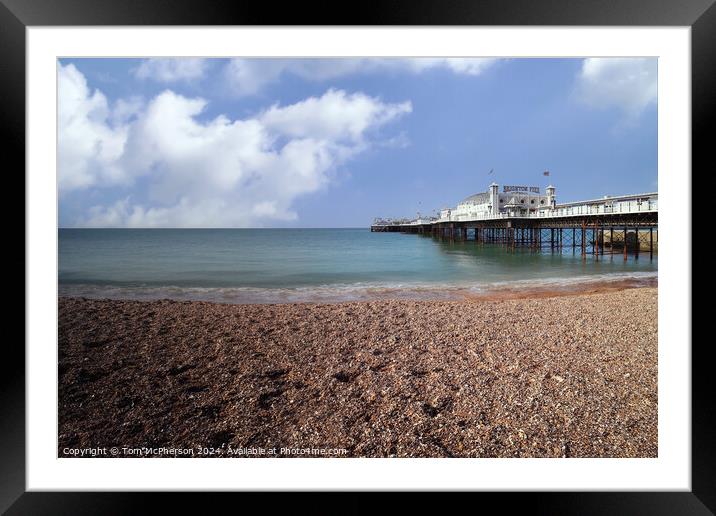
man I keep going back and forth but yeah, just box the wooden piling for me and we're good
[559,228,563,252]
[610,228,614,255]
[594,224,598,258]
[572,228,576,253]
[649,227,653,259]
[623,226,628,261]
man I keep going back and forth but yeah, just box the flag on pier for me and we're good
[543,170,550,176]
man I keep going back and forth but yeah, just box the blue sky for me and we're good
[58,57,657,227]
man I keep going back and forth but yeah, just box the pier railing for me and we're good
[434,198,657,224]
[536,199,658,218]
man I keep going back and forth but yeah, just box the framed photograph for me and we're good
[7,0,709,511]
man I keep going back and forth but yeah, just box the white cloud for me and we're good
[111,96,144,126]
[222,59,287,97]
[260,89,412,142]
[133,58,208,82]
[575,58,657,118]
[58,63,129,191]
[404,58,499,76]
[378,131,411,149]
[58,65,412,227]
[223,57,499,96]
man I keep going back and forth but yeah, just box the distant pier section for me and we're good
[371,182,657,260]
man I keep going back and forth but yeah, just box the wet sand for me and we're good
[58,287,657,458]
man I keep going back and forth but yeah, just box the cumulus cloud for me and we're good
[223,57,499,96]
[58,63,130,191]
[260,89,412,142]
[58,64,412,227]
[111,96,144,126]
[133,58,208,82]
[574,58,657,118]
[222,59,288,97]
[404,58,499,75]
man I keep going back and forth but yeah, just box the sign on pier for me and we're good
[503,185,540,193]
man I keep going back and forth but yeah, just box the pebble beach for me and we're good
[58,286,657,458]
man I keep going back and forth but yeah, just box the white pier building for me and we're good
[434,183,657,224]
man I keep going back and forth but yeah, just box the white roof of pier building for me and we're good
[458,191,490,205]
[372,182,658,227]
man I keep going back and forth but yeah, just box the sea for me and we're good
[58,228,658,304]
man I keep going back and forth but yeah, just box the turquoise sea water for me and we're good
[58,228,657,303]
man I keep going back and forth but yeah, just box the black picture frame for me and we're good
[4,0,709,512]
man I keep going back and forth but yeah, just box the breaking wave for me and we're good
[58,271,657,304]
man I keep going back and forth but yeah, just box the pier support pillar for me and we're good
[650,228,654,259]
[572,228,576,253]
[610,228,614,255]
[624,227,628,261]
[594,223,599,258]
[559,228,563,252]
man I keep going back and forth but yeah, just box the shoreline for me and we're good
[463,277,657,302]
[58,273,657,305]
[59,287,657,458]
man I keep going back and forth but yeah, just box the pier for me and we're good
[371,187,657,260]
